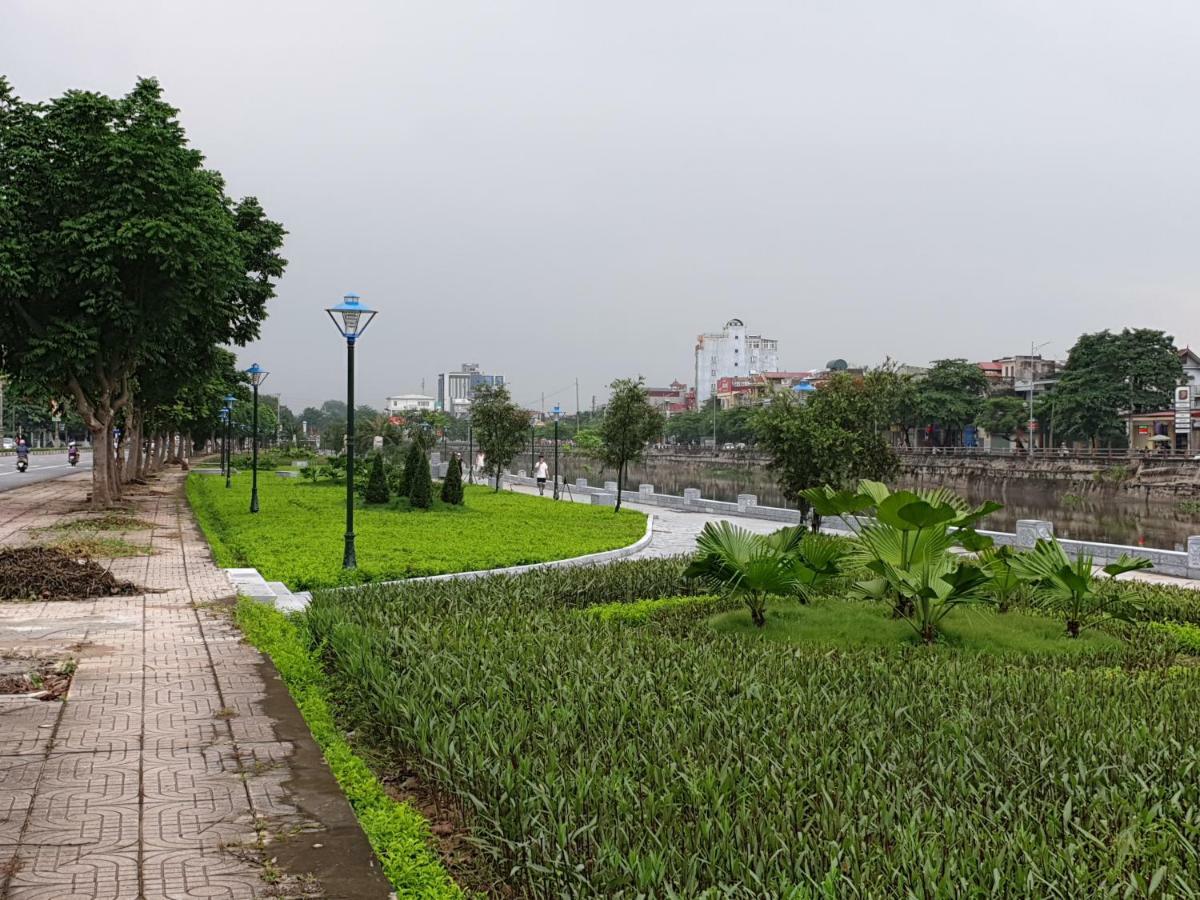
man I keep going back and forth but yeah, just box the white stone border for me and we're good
[225,514,654,609]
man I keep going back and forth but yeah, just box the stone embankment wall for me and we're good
[898,455,1200,499]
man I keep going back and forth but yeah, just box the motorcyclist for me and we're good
[15,439,29,460]
[67,441,79,464]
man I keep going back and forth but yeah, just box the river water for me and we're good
[558,456,1200,551]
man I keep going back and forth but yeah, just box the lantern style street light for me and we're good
[246,363,269,513]
[218,407,229,478]
[552,404,562,500]
[224,395,236,489]
[325,293,378,569]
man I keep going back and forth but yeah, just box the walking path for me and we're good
[499,480,1200,590]
[0,471,389,899]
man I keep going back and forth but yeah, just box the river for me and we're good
[557,455,1200,551]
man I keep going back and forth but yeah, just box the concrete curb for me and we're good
[224,513,655,610]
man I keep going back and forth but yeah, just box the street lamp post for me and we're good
[1028,340,1051,456]
[219,407,229,477]
[246,363,269,513]
[326,293,378,569]
[552,404,562,500]
[467,418,474,486]
[224,395,235,489]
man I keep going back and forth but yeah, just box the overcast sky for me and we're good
[6,1,1199,411]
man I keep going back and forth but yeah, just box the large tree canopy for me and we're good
[914,358,990,445]
[1052,329,1182,446]
[0,77,286,503]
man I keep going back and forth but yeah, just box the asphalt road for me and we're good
[0,451,92,493]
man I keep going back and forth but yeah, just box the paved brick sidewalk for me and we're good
[0,470,389,899]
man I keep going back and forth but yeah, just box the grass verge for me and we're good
[234,598,462,899]
[189,473,645,590]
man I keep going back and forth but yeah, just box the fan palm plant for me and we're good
[1011,539,1151,637]
[683,523,849,626]
[802,481,1000,643]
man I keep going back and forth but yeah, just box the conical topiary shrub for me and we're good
[364,452,390,504]
[441,454,464,505]
[409,446,433,509]
[399,439,422,497]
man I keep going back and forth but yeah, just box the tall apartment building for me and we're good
[693,318,780,402]
[437,363,506,416]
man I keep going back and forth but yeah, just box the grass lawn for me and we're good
[187,472,645,589]
[710,597,1124,654]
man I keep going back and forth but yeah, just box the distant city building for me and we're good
[386,394,436,414]
[693,319,780,402]
[646,382,689,414]
[437,363,506,416]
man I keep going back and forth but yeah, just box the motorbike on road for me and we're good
[16,457,28,473]
[68,447,79,466]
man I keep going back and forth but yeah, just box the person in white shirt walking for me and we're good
[534,454,549,495]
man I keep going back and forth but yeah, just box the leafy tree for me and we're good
[863,360,920,445]
[753,375,897,528]
[470,384,528,492]
[1012,539,1152,637]
[408,445,433,509]
[440,454,464,505]
[0,77,285,505]
[599,378,663,512]
[915,359,989,446]
[1053,329,1182,447]
[364,452,390,504]
[977,394,1029,448]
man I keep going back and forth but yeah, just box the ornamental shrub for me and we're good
[364,452,389,504]
[440,455,464,505]
[409,446,433,509]
[399,440,422,497]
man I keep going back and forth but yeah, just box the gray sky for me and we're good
[6,1,1199,412]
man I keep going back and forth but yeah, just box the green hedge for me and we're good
[303,560,1200,897]
[234,599,461,898]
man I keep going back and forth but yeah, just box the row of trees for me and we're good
[0,78,286,506]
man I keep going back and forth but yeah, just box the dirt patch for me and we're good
[374,759,513,897]
[0,653,76,700]
[47,536,154,558]
[0,547,141,601]
[37,513,156,533]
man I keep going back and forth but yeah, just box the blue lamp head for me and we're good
[224,394,236,408]
[326,292,378,341]
[552,404,562,420]
[219,407,229,421]
[246,363,269,387]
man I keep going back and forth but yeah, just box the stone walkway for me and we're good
[0,471,389,899]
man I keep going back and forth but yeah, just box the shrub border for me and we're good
[234,597,462,898]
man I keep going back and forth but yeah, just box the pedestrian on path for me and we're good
[534,454,549,495]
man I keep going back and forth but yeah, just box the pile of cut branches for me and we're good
[0,547,139,601]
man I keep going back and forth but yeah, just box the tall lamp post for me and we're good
[326,293,378,569]
[223,395,235,489]
[1027,340,1051,456]
[246,363,269,513]
[467,415,474,486]
[530,416,537,473]
[552,404,562,500]
[219,407,229,477]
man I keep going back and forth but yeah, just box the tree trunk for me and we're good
[1066,619,1080,638]
[88,420,112,507]
[614,459,624,512]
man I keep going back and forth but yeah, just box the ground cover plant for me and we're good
[188,472,645,589]
[234,599,461,898]
[303,558,1200,897]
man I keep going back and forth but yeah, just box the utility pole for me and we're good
[712,387,718,455]
[1028,340,1051,455]
[575,378,580,434]
[541,391,545,419]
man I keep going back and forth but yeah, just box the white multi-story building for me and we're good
[693,319,779,402]
[386,394,436,414]
[437,363,506,417]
